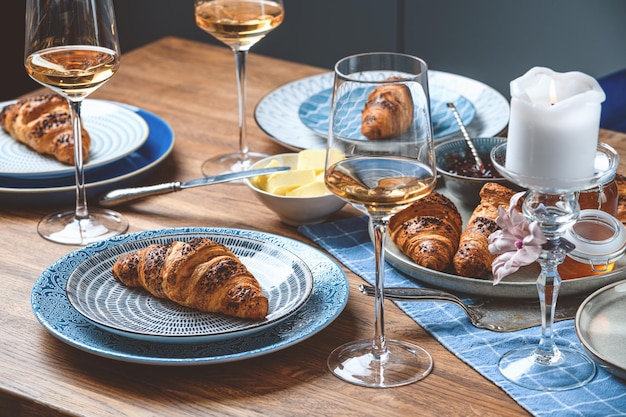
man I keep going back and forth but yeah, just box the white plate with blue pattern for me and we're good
[0,99,149,178]
[297,86,475,140]
[65,233,314,344]
[31,227,349,365]
[255,71,510,151]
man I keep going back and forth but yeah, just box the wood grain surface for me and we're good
[2,37,625,417]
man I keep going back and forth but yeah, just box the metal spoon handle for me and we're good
[447,102,484,169]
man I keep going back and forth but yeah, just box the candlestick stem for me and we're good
[534,240,563,364]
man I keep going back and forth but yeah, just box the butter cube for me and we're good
[253,158,281,189]
[266,169,316,195]
[296,149,344,174]
[296,149,326,173]
[287,180,330,197]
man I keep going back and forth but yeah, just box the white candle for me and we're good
[505,67,605,187]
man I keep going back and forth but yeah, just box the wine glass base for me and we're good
[327,339,433,388]
[38,208,129,245]
[201,151,269,177]
[498,345,596,391]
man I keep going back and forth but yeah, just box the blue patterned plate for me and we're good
[0,105,174,206]
[297,86,475,140]
[0,99,149,178]
[66,233,314,343]
[31,227,349,365]
[255,71,510,151]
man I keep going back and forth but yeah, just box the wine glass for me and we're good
[194,0,284,176]
[324,52,437,387]
[25,0,128,245]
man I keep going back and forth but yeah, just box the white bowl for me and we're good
[244,153,346,226]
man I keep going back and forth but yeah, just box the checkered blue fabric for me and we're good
[300,215,626,417]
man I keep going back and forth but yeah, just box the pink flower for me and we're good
[488,192,547,284]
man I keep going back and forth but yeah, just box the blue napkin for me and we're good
[299,215,626,417]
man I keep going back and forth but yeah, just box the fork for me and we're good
[358,284,487,329]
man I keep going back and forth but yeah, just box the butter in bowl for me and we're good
[245,151,346,226]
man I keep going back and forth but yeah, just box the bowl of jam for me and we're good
[435,137,516,206]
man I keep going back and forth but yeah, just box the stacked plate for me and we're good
[31,227,349,365]
[254,70,510,151]
[0,99,175,206]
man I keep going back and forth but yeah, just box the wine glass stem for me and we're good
[535,242,564,363]
[68,99,89,220]
[371,217,389,357]
[234,49,249,164]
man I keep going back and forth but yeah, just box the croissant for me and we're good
[361,80,413,140]
[452,182,518,278]
[0,93,90,165]
[112,238,269,320]
[389,192,463,271]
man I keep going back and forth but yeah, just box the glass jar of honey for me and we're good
[559,209,626,280]
[576,175,618,216]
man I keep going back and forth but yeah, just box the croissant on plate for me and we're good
[389,192,463,271]
[452,182,518,278]
[361,80,414,140]
[0,93,91,165]
[112,238,269,320]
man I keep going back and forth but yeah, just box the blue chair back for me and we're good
[598,68,626,133]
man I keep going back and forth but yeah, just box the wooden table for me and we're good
[2,37,625,417]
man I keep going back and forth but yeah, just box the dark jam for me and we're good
[445,153,502,179]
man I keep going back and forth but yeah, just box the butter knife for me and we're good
[98,166,290,207]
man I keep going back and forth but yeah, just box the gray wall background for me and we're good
[4,0,626,100]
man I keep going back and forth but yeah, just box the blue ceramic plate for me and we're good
[297,86,475,140]
[66,233,314,344]
[0,99,149,178]
[255,71,510,151]
[0,104,174,206]
[31,227,349,365]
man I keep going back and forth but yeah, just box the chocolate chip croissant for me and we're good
[389,192,463,271]
[112,238,269,320]
[452,182,518,278]
[0,93,91,165]
[361,80,414,140]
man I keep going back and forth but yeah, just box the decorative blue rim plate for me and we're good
[297,86,476,140]
[65,233,314,343]
[31,227,349,365]
[255,71,510,151]
[0,104,174,206]
[0,99,149,178]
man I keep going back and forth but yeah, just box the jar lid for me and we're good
[564,209,626,264]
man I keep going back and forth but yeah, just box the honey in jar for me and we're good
[559,209,626,280]
[576,176,618,216]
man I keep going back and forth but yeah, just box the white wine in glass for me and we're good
[195,0,284,176]
[325,52,437,388]
[25,0,128,245]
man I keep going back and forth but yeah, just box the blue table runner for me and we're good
[299,215,626,417]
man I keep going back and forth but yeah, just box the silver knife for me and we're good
[98,166,290,207]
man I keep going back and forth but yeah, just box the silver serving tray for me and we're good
[384,184,626,299]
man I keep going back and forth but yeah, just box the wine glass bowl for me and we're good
[324,52,437,388]
[194,0,284,175]
[24,0,128,245]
